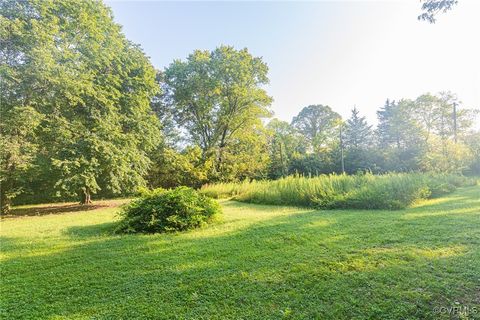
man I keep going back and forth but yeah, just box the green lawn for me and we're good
[1,187,479,319]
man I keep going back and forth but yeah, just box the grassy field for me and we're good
[1,186,480,319]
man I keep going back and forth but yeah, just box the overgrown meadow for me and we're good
[201,173,478,209]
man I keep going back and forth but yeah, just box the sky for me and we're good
[106,0,480,128]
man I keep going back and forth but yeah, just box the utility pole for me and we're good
[340,122,345,174]
[453,102,458,143]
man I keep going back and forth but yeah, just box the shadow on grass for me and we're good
[7,203,108,217]
[0,236,22,252]
[410,186,480,210]
[1,187,479,319]
[5,199,130,219]
[65,222,119,239]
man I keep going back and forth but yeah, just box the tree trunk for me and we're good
[216,130,228,173]
[80,187,92,205]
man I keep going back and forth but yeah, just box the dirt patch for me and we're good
[3,199,130,219]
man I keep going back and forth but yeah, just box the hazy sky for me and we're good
[106,0,480,127]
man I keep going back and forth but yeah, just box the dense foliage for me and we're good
[116,187,221,234]
[158,46,272,182]
[201,173,476,210]
[151,88,479,191]
[263,93,479,179]
[1,0,479,213]
[0,0,160,212]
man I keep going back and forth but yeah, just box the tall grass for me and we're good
[199,179,255,199]
[200,173,477,210]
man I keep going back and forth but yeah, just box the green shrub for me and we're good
[116,187,221,234]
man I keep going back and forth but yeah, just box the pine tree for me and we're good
[342,107,374,173]
[345,107,372,149]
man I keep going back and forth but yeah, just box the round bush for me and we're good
[116,187,221,234]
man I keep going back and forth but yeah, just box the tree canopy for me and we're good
[161,46,272,180]
[0,0,161,212]
[291,105,341,153]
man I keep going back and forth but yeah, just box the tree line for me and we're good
[1,0,478,214]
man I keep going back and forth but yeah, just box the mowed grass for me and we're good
[1,187,480,319]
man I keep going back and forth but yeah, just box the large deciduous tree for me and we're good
[162,46,272,179]
[0,0,161,211]
[291,105,341,154]
[413,92,478,173]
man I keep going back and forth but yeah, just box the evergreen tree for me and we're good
[376,99,426,171]
[343,107,374,173]
[344,107,372,149]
